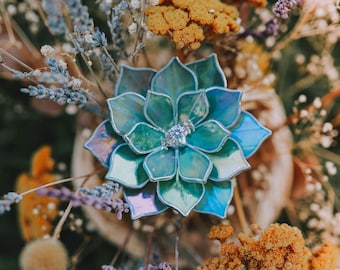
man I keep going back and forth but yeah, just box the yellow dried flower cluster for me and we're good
[16,146,59,241]
[145,0,240,50]
[198,223,340,270]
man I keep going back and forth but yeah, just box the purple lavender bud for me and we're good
[273,0,300,19]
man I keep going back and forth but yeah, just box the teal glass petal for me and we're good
[144,149,177,181]
[178,147,212,183]
[106,144,149,188]
[115,65,156,96]
[230,111,272,158]
[125,123,164,154]
[157,176,204,216]
[151,57,198,104]
[186,54,227,89]
[177,90,209,125]
[84,120,123,168]
[186,120,230,153]
[194,180,233,218]
[107,93,146,135]
[207,138,250,181]
[144,91,174,131]
[205,87,242,128]
[124,183,168,219]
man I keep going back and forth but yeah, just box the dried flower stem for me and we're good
[110,225,133,266]
[144,225,155,269]
[80,52,109,100]
[53,201,73,239]
[102,46,120,73]
[19,169,104,197]
[52,172,93,239]
[233,182,251,235]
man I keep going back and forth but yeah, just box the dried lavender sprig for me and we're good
[241,18,280,38]
[37,187,129,219]
[106,1,129,55]
[0,192,23,215]
[42,0,67,35]
[273,0,300,19]
[64,0,94,33]
[78,182,120,198]
[20,84,88,107]
[101,262,172,270]
[138,262,172,270]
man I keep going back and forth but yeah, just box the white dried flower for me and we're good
[131,0,140,9]
[40,45,55,57]
[149,0,159,6]
[128,22,138,34]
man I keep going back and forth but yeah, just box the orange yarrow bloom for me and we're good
[16,146,59,241]
[198,223,340,270]
[146,0,240,50]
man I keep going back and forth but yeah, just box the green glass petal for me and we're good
[151,57,197,104]
[144,91,174,131]
[157,176,204,216]
[144,149,177,181]
[230,111,272,158]
[124,182,168,219]
[106,144,149,188]
[194,180,233,218]
[84,120,123,168]
[178,147,212,183]
[107,93,146,135]
[186,120,230,153]
[177,90,209,125]
[205,87,242,128]
[115,65,156,96]
[125,123,164,154]
[207,138,250,181]
[186,54,227,89]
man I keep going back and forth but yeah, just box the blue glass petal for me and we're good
[125,123,164,154]
[144,91,174,131]
[186,54,227,89]
[186,120,230,153]
[230,111,272,158]
[107,93,146,135]
[115,65,156,96]
[194,180,233,218]
[207,138,250,181]
[157,175,204,216]
[106,144,149,188]
[151,57,198,104]
[178,147,212,183]
[124,182,168,219]
[177,90,209,125]
[84,120,123,168]
[205,87,242,128]
[144,149,177,181]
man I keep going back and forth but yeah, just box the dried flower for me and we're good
[15,146,59,241]
[198,223,340,270]
[273,0,300,19]
[19,238,68,270]
[37,187,129,220]
[145,0,240,50]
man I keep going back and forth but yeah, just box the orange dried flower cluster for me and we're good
[225,0,267,8]
[198,223,340,270]
[16,146,59,241]
[145,0,240,50]
[310,243,339,270]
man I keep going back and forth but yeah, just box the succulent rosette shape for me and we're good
[85,54,271,219]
